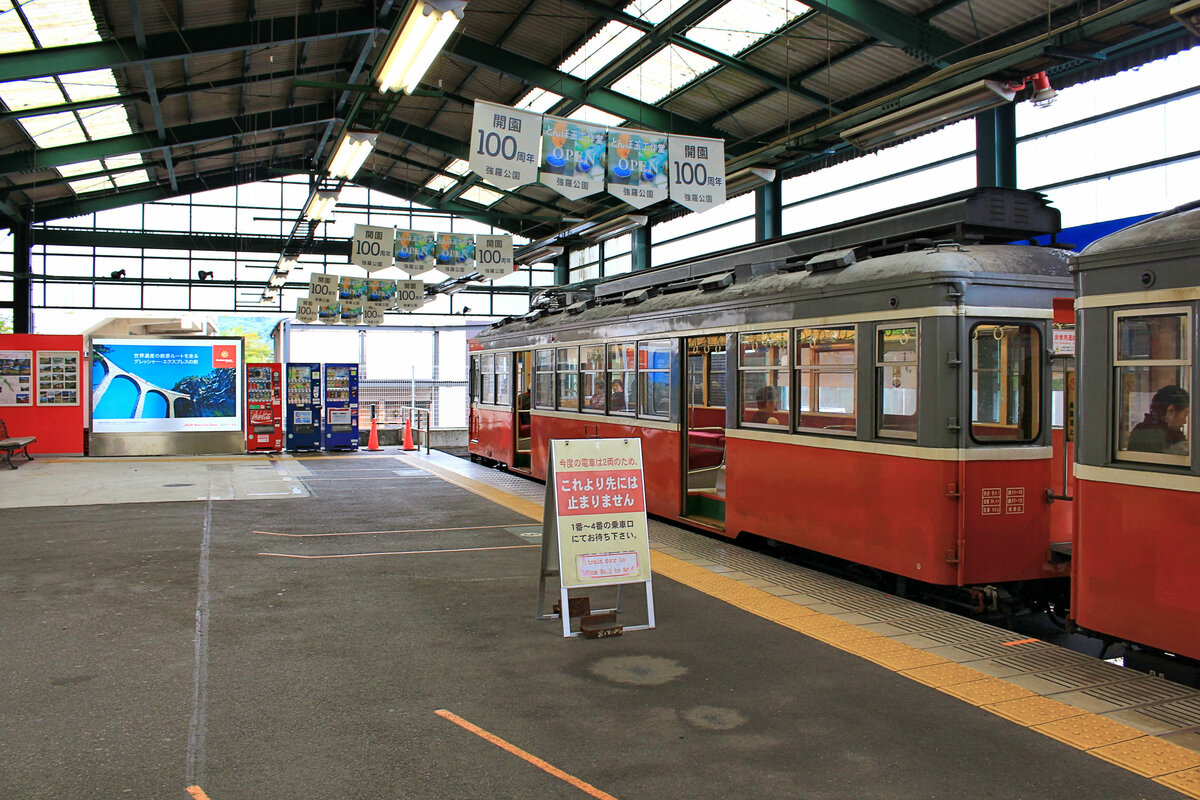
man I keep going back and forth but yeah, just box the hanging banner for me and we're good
[395,229,439,275]
[469,100,541,191]
[307,273,338,303]
[607,129,668,209]
[435,233,477,277]
[339,301,364,324]
[351,223,395,272]
[668,134,726,213]
[395,279,425,311]
[363,305,385,326]
[475,234,515,279]
[296,298,319,323]
[367,278,397,304]
[317,300,342,324]
[540,115,606,200]
[338,276,368,302]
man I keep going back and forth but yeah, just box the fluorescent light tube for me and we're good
[376,0,466,94]
[841,80,1017,151]
[303,190,340,221]
[327,130,379,179]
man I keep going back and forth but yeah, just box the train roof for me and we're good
[480,243,1072,343]
[1078,201,1200,258]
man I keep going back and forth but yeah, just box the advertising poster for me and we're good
[318,301,342,324]
[36,350,80,406]
[0,350,33,406]
[434,233,477,277]
[395,229,439,275]
[90,338,243,433]
[606,129,668,209]
[351,224,394,272]
[340,301,364,324]
[469,100,541,191]
[539,115,606,200]
[668,134,726,213]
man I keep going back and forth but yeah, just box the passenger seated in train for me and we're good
[751,385,780,425]
[1128,385,1190,455]
[609,379,626,412]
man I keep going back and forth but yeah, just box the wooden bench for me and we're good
[0,419,36,469]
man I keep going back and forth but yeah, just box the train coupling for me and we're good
[968,585,1013,614]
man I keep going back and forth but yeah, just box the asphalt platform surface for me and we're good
[0,453,1191,799]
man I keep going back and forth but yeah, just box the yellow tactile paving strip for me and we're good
[400,453,1200,799]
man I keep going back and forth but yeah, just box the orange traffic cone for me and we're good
[367,417,381,451]
[402,417,417,451]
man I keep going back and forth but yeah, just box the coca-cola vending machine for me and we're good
[245,362,283,452]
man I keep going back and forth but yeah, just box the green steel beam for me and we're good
[0,102,336,175]
[566,0,839,112]
[0,9,382,83]
[816,0,965,65]
[33,226,350,256]
[445,34,720,138]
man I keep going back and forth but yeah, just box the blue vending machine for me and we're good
[323,362,360,450]
[285,362,322,451]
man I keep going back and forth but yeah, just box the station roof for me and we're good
[0,0,1194,243]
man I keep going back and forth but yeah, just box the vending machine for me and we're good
[285,362,322,451]
[245,362,283,452]
[323,362,360,450]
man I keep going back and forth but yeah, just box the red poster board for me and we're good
[0,334,86,455]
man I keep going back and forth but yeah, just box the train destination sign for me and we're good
[540,438,656,637]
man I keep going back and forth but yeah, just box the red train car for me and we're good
[1071,201,1200,668]
[471,189,1077,599]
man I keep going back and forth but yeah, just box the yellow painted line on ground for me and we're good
[435,709,619,800]
[395,457,1200,797]
[394,454,545,521]
[185,786,212,800]
[259,544,538,560]
[253,523,528,538]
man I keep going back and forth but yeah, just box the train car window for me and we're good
[608,343,637,414]
[534,349,555,409]
[556,346,579,411]
[495,352,511,406]
[581,344,606,413]
[877,324,918,439]
[797,326,856,435]
[638,340,671,419]
[969,323,1041,442]
[688,335,727,408]
[1113,308,1191,466]
[481,353,495,405]
[739,331,790,429]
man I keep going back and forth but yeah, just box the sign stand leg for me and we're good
[560,587,572,638]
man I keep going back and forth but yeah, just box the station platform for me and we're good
[3,447,1200,799]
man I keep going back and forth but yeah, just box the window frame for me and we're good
[481,352,495,405]
[1112,306,1192,466]
[607,341,637,415]
[876,322,919,440]
[796,325,856,436]
[533,348,555,410]
[638,339,672,420]
[580,343,606,414]
[967,321,1043,445]
[738,330,791,430]
[556,345,580,412]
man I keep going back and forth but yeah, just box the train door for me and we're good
[513,350,532,472]
[683,335,727,529]
[1049,298,1076,549]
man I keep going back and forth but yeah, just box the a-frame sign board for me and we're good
[537,438,656,638]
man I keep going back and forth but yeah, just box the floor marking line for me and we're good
[253,524,528,538]
[435,709,619,800]
[1001,638,1041,646]
[259,544,538,559]
[185,786,212,800]
[186,493,213,788]
[393,454,544,521]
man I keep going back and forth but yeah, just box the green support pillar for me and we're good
[630,225,651,272]
[755,178,782,241]
[554,251,569,287]
[12,220,32,334]
[976,104,1017,188]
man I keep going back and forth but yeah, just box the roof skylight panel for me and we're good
[17,109,88,148]
[18,0,102,48]
[515,89,564,114]
[623,0,689,26]
[558,21,643,80]
[611,44,718,104]
[0,4,35,52]
[686,0,810,56]
[570,106,624,126]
